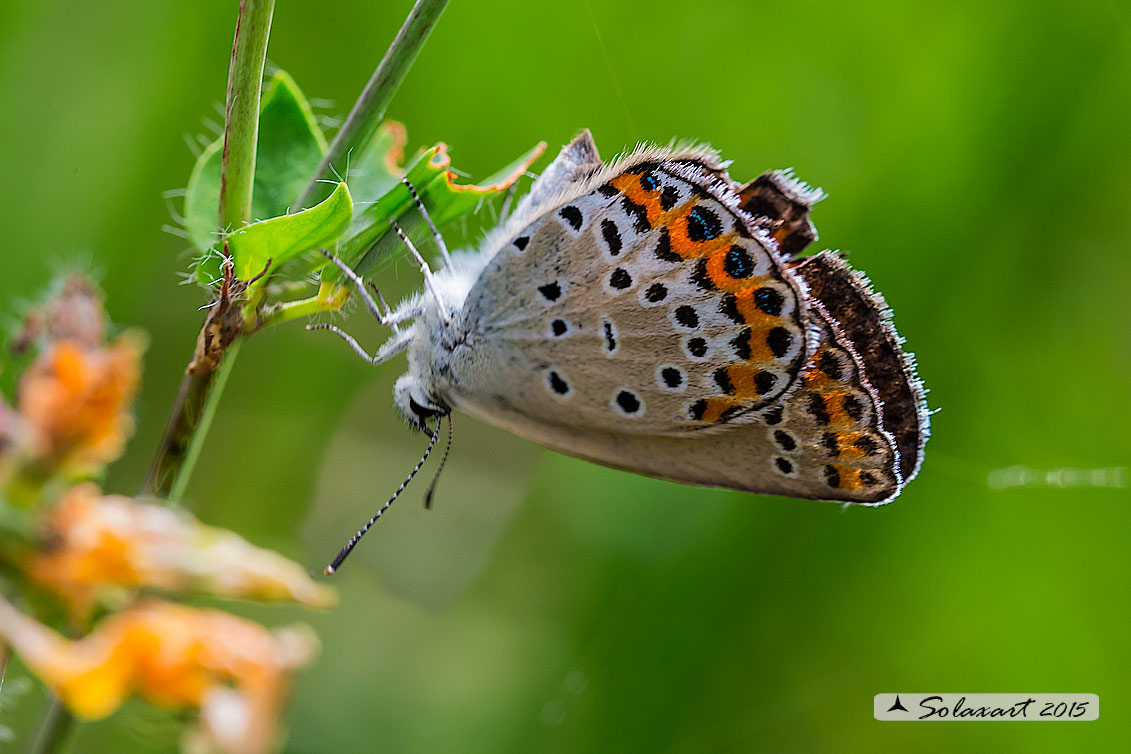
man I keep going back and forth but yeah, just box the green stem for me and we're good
[25,696,75,754]
[258,281,351,330]
[294,0,449,209]
[143,1,273,500]
[218,0,275,231]
[168,339,241,503]
[143,340,243,501]
[142,367,213,498]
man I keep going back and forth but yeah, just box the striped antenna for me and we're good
[422,413,454,510]
[324,417,442,575]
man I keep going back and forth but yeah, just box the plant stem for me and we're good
[141,369,210,497]
[142,338,242,501]
[168,339,241,502]
[25,696,74,754]
[219,0,275,232]
[294,0,450,210]
[258,281,351,330]
[143,0,274,500]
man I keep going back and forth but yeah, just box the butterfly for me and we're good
[314,131,929,572]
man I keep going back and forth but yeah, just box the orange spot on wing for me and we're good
[699,397,744,423]
[667,202,733,260]
[731,289,790,335]
[732,322,780,366]
[705,248,770,294]
[608,174,665,227]
[829,464,864,492]
[828,431,873,461]
[819,389,852,426]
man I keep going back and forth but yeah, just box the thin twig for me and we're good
[294,0,449,209]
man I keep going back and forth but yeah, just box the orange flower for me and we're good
[0,597,318,754]
[17,332,143,472]
[28,484,335,615]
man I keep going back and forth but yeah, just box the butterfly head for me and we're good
[393,373,449,431]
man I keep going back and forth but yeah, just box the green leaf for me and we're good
[183,139,223,254]
[343,120,408,206]
[252,71,328,217]
[196,182,353,284]
[336,140,545,274]
[183,71,326,256]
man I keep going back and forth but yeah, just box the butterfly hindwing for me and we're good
[443,298,901,502]
[793,251,929,483]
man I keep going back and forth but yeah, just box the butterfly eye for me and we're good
[408,397,439,419]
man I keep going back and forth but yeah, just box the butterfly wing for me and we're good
[450,297,903,503]
[793,251,930,483]
[437,146,922,503]
[449,147,815,436]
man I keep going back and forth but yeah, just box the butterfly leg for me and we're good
[318,249,401,328]
[306,322,412,366]
[401,177,452,267]
[364,280,401,334]
[389,221,451,323]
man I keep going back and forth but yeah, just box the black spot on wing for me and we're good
[854,435,880,456]
[714,368,735,394]
[754,287,784,316]
[559,205,583,231]
[808,393,830,425]
[731,329,752,360]
[548,371,569,395]
[609,268,632,289]
[719,294,743,324]
[686,206,722,242]
[616,390,641,414]
[601,219,623,255]
[603,319,617,352]
[724,245,753,279]
[655,227,680,263]
[689,399,707,420]
[774,430,797,452]
[817,351,843,380]
[767,327,792,358]
[754,371,777,395]
[692,259,716,291]
[622,196,651,233]
[824,465,841,489]
[674,305,699,328]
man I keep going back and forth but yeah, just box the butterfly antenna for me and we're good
[324,421,441,575]
[422,413,454,510]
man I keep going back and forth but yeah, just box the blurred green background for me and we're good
[2,0,1129,751]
